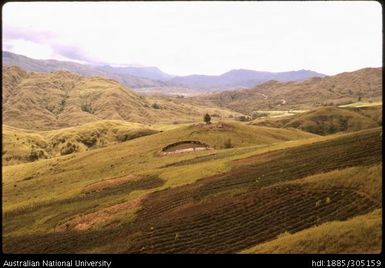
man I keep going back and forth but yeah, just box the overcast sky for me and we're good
[2,1,382,76]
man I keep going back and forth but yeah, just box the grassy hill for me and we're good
[2,121,381,253]
[3,121,314,165]
[2,66,239,130]
[251,106,381,135]
[196,67,382,114]
[1,61,382,254]
[2,120,159,165]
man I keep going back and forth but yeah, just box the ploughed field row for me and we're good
[3,176,164,236]
[196,128,382,200]
[136,128,382,222]
[3,128,381,253]
[121,129,382,253]
[124,185,379,253]
[3,185,379,253]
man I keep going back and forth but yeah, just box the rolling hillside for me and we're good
[2,122,381,253]
[2,121,159,165]
[251,106,381,135]
[197,67,382,113]
[2,66,239,130]
[2,54,382,254]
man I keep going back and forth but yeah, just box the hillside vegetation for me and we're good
[2,124,381,253]
[251,106,381,135]
[1,62,382,254]
[242,209,381,254]
[196,67,382,113]
[2,120,159,165]
[2,66,239,130]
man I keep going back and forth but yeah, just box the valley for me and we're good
[2,56,382,254]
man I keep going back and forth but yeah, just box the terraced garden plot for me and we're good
[3,128,381,253]
[195,128,382,199]
[124,185,379,253]
[134,128,382,222]
[3,176,164,236]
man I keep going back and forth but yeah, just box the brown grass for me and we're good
[83,175,138,193]
[56,196,144,231]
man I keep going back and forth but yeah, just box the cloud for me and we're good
[3,25,56,43]
[3,25,101,65]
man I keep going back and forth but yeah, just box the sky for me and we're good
[2,1,382,76]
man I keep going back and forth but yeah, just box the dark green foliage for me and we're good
[60,142,78,155]
[237,115,251,122]
[204,113,211,124]
[28,149,45,161]
[115,129,158,142]
[251,112,268,119]
[223,138,233,149]
[151,103,161,109]
[80,102,94,114]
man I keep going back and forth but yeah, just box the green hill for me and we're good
[2,66,238,130]
[251,106,381,135]
[2,120,159,165]
[2,124,381,253]
[196,67,382,114]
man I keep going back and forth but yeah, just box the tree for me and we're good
[223,138,233,149]
[204,113,211,124]
[151,103,161,109]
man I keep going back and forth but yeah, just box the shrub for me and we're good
[60,142,78,155]
[204,113,211,124]
[251,112,268,119]
[152,103,161,109]
[237,115,252,122]
[223,138,233,149]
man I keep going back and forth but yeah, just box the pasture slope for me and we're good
[2,121,381,253]
[251,106,381,135]
[2,120,159,165]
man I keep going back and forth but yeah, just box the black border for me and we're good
[0,1,384,267]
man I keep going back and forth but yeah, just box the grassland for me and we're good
[2,66,382,254]
[2,66,241,130]
[2,120,159,165]
[2,121,381,253]
[251,106,381,135]
[338,101,382,108]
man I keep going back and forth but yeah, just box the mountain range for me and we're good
[195,67,382,113]
[169,69,325,90]
[3,51,325,91]
[2,65,238,130]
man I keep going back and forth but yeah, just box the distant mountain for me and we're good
[194,67,382,114]
[2,66,237,130]
[168,69,326,90]
[97,65,174,81]
[3,51,326,92]
[2,51,167,88]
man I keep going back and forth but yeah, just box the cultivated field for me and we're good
[2,65,382,254]
[2,122,382,253]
